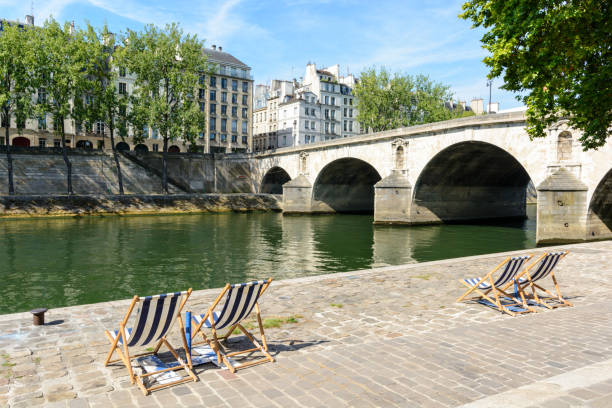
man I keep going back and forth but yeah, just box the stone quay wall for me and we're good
[0,194,282,218]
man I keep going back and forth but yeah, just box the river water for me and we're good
[0,206,536,314]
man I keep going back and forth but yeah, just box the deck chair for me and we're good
[503,251,572,309]
[457,255,535,316]
[104,289,197,395]
[191,278,274,373]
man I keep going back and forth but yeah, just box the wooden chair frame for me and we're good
[457,255,536,316]
[191,278,274,373]
[502,251,572,309]
[104,289,198,395]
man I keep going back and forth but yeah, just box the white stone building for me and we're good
[252,63,360,152]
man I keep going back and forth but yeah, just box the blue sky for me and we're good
[1,0,524,109]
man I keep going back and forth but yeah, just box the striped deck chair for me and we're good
[104,289,197,395]
[503,251,572,309]
[457,255,535,316]
[191,278,274,373]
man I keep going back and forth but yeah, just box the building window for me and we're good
[199,132,204,139]
[350,108,353,117]
[97,140,104,149]
[331,110,335,119]
[242,108,247,118]
[39,139,46,147]
[199,102,205,112]
[54,139,61,147]
[311,121,315,130]
[242,82,248,92]
[331,123,335,134]
[344,120,347,131]
[350,98,353,105]
[210,76,216,87]
[221,105,227,115]
[221,78,227,89]
[331,97,335,105]
[199,74,205,85]
[242,95,248,105]
[231,119,237,132]
[152,128,158,139]
[242,121,247,133]
[210,103,216,114]
[96,121,105,135]
[118,82,127,95]
[232,106,237,117]
[198,88,205,99]
[231,80,237,91]
[38,115,46,130]
[304,121,309,129]
[325,95,329,105]
[344,97,347,105]
[325,122,329,133]
[0,137,4,145]
[349,121,353,132]
[119,67,126,77]
[242,136,247,144]
[152,144,159,152]
[221,134,227,142]
[210,118,216,130]
[210,132,216,140]
[221,92,227,102]
[325,109,329,119]
[311,108,316,116]
[210,90,216,101]
[231,134,237,142]
[305,107,309,116]
[37,88,47,104]
[344,108,347,116]
[221,118,227,131]
[232,93,238,104]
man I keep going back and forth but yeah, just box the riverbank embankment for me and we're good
[0,193,282,218]
[1,241,612,407]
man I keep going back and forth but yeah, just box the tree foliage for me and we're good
[0,22,36,194]
[461,0,612,149]
[354,67,458,132]
[120,23,208,193]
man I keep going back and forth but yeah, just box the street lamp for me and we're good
[486,79,493,114]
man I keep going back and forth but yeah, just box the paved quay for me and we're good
[1,241,612,407]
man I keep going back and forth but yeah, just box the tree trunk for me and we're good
[162,135,169,194]
[108,114,124,195]
[4,111,15,195]
[60,118,73,195]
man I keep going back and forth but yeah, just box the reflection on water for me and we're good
[0,205,536,314]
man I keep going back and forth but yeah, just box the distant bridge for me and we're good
[253,111,612,245]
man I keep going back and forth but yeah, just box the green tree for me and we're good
[0,22,36,194]
[121,23,207,193]
[82,24,128,194]
[32,19,89,194]
[461,0,612,149]
[354,67,456,132]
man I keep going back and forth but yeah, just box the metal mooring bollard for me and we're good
[30,308,48,326]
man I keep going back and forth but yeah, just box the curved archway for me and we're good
[116,142,130,152]
[587,168,612,239]
[413,141,532,223]
[76,140,93,150]
[134,144,149,154]
[261,167,291,194]
[12,136,30,147]
[168,145,180,153]
[313,158,381,213]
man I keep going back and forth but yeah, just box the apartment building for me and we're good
[252,63,359,152]
[0,18,253,154]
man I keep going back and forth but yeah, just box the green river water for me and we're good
[0,206,536,314]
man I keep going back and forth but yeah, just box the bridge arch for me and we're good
[313,157,382,214]
[260,166,291,194]
[587,168,612,240]
[413,141,533,223]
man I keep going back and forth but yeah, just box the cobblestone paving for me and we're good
[1,241,612,407]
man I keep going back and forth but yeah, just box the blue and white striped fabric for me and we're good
[193,280,267,330]
[110,292,184,347]
[463,256,530,290]
[518,252,566,284]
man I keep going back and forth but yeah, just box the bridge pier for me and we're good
[282,175,313,214]
[373,171,412,224]
[536,168,588,244]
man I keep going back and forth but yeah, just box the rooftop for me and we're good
[203,47,250,69]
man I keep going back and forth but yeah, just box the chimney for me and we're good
[218,46,222,52]
[212,45,216,50]
[25,15,34,25]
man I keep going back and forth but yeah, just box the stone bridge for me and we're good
[253,111,612,245]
